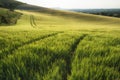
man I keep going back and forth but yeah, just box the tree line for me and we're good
[0,0,23,11]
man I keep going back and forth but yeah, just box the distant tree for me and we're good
[0,1,3,7]
[0,0,22,11]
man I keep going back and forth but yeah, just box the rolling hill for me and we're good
[0,4,120,80]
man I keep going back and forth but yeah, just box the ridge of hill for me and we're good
[18,4,120,23]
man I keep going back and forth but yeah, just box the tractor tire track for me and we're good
[45,34,88,80]
[30,15,33,27]
[1,32,63,60]
[30,15,37,28]
[65,34,88,80]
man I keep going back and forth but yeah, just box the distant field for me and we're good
[0,8,120,80]
[70,9,120,18]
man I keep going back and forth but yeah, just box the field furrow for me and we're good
[64,34,88,80]
[30,15,38,28]
[69,32,120,80]
[0,31,63,59]
[0,31,86,80]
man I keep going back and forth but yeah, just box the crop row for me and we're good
[0,31,120,80]
[0,30,62,59]
[30,15,37,28]
[0,31,86,80]
[69,32,120,80]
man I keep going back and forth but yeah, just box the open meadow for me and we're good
[0,8,120,80]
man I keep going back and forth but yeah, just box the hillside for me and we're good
[17,4,120,27]
[0,5,120,80]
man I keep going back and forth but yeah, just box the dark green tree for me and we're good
[0,0,22,11]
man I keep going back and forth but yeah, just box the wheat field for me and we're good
[0,9,120,80]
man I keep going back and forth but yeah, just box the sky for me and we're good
[17,0,120,9]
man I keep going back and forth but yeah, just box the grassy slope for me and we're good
[0,8,120,31]
[0,8,120,80]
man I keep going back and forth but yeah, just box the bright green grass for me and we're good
[0,9,120,80]
[69,32,120,80]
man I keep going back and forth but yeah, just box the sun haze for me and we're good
[17,0,120,9]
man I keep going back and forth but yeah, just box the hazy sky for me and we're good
[17,0,120,9]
